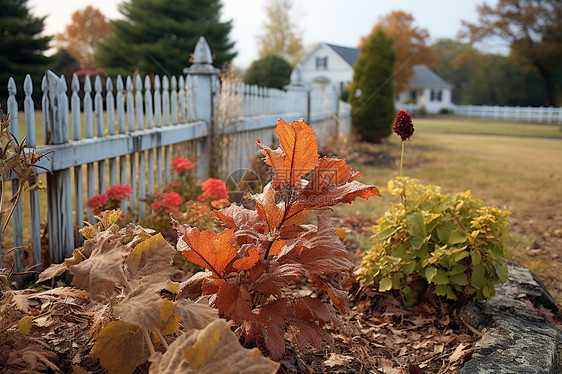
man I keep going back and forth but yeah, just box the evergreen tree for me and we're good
[96,0,236,77]
[243,55,292,89]
[0,0,51,106]
[349,27,396,143]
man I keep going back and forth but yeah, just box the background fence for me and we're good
[2,37,351,285]
[400,103,562,125]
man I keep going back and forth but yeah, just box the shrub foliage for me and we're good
[360,177,511,306]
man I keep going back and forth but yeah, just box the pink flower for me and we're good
[106,185,132,201]
[87,194,109,215]
[199,178,229,201]
[164,192,183,212]
[171,157,194,173]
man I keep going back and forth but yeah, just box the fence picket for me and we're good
[154,75,163,190]
[126,76,136,217]
[145,76,155,198]
[136,75,146,219]
[23,75,42,272]
[107,78,118,186]
[7,78,24,281]
[70,75,84,245]
[162,76,171,185]
[83,76,95,224]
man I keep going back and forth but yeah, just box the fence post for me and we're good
[44,71,74,264]
[183,36,220,179]
[284,64,310,123]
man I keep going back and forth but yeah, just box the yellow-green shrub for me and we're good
[360,177,511,306]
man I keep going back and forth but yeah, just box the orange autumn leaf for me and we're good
[175,223,237,279]
[232,246,260,271]
[257,118,318,186]
[269,239,285,257]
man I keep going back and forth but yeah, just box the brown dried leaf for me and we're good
[92,321,151,374]
[214,282,253,324]
[1,334,61,373]
[124,233,177,287]
[114,287,166,332]
[173,299,218,330]
[69,232,132,301]
[149,319,279,374]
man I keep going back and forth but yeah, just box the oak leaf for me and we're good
[148,319,279,374]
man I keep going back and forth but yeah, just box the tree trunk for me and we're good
[535,64,556,107]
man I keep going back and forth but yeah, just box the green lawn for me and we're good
[413,116,562,138]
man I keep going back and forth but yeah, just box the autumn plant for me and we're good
[174,118,381,359]
[360,110,510,306]
[0,111,50,281]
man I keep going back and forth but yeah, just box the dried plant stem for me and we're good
[142,328,156,356]
[399,141,405,178]
[155,330,169,349]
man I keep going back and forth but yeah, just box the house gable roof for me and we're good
[325,43,360,67]
[410,64,453,89]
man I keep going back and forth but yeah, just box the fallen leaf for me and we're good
[149,319,279,374]
[324,353,354,367]
[93,320,151,374]
[173,299,218,330]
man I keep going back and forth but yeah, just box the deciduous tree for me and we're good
[432,38,481,104]
[0,0,51,104]
[257,0,305,66]
[96,0,236,77]
[55,6,110,70]
[349,27,396,143]
[369,11,434,94]
[461,0,562,106]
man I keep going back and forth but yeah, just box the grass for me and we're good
[333,116,562,306]
[413,116,562,138]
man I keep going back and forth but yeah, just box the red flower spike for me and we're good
[393,110,415,141]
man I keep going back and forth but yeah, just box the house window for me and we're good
[315,56,328,70]
[409,90,417,103]
[430,89,442,102]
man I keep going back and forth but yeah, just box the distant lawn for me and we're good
[412,116,562,138]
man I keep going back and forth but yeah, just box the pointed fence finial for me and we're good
[183,36,220,75]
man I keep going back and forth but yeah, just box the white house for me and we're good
[298,42,454,114]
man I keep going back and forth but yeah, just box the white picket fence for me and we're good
[453,105,562,124]
[2,37,351,284]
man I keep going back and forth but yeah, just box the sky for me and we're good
[28,0,504,69]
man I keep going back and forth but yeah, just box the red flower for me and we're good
[87,194,109,215]
[171,157,194,173]
[393,110,415,141]
[199,178,229,201]
[151,201,162,210]
[106,185,132,201]
[164,192,183,212]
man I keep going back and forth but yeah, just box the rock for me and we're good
[459,263,562,374]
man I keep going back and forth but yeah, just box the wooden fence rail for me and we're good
[1,37,351,285]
